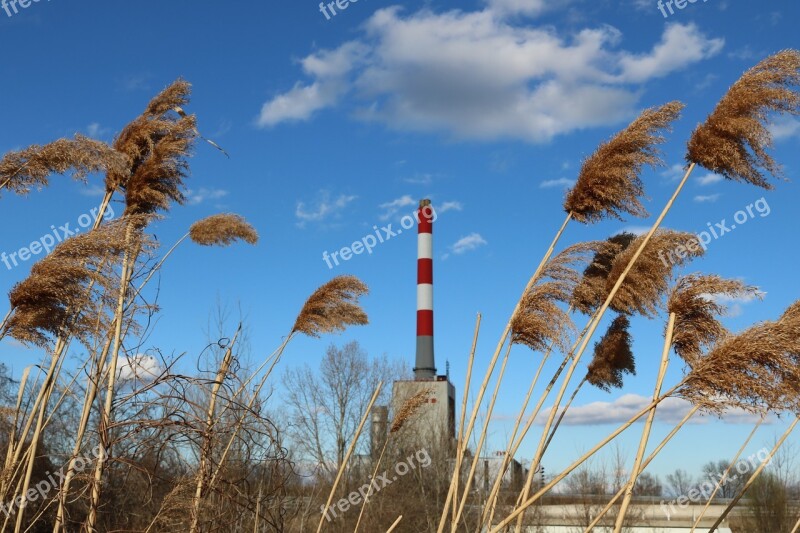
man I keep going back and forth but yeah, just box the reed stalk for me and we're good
[513,163,696,532]
[689,416,764,532]
[316,381,383,533]
[189,326,241,533]
[613,312,676,531]
[707,417,799,533]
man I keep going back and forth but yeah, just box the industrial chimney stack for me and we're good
[414,199,436,380]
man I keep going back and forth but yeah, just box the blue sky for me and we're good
[1,0,800,483]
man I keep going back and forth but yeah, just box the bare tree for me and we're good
[283,341,407,476]
[665,468,693,498]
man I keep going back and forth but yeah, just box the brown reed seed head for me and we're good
[391,390,432,433]
[189,214,259,247]
[511,243,600,353]
[0,134,128,197]
[292,276,369,337]
[571,232,637,315]
[667,274,761,365]
[586,315,635,392]
[605,229,704,318]
[680,300,800,415]
[564,101,685,223]
[4,220,138,346]
[687,50,800,189]
[108,80,197,215]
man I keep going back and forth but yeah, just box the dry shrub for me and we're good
[606,229,704,318]
[564,101,684,223]
[293,276,369,337]
[687,49,800,189]
[190,214,259,247]
[680,301,800,414]
[668,274,761,365]
[4,219,144,347]
[586,315,636,392]
[571,233,637,315]
[0,134,127,196]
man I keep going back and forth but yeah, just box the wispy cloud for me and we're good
[444,233,487,259]
[438,201,463,214]
[661,164,687,182]
[86,122,110,138]
[519,394,769,426]
[378,195,416,220]
[703,289,765,318]
[539,178,575,189]
[697,173,724,186]
[403,173,437,185]
[769,116,800,141]
[186,188,229,206]
[78,184,106,197]
[693,194,721,203]
[296,191,358,226]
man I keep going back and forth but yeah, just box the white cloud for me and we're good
[186,188,229,205]
[86,122,109,138]
[378,195,416,220]
[661,163,687,182]
[484,0,553,17]
[619,226,650,236]
[296,192,357,226]
[769,116,800,141]
[259,9,723,143]
[117,354,162,383]
[617,23,724,83]
[697,173,724,186]
[702,289,765,318]
[403,173,437,185]
[447,233,488,257]
[79,184,106,197]
[438,201,463,214]
[533,394,767,426]
[693,194,721,203]
[539,178,575,189]
[258,42,369,127]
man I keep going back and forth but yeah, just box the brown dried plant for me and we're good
[292,276,369,337]
[391,390,432,434]
[586,315,636,392]
[108,80,197,216]
[687,50,800,189]
[606,229,704,318]
[571,232,637,315]
[4,219,141,346]
[0,134,127,197]
[680,300,800,414]
[564,101,685,223]
[190,214,259,247]
[667,274,761,365]
[511,243,601,353]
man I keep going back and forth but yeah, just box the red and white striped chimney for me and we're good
[415,199,436,380]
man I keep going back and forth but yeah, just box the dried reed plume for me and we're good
[292,276,369,337]
[606,229,704,318]
[680,300,800,414]
[586,315,636,392]
[687,50,800,189]
[190,214,259,246]
[571,232,637,315]
[4,220,139,346]
[564,101,685,223]
[111,80,197,215]
[667,274,761,365]
[0,134,127,197]
[391,390,431,434]
[511,243,601,353]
